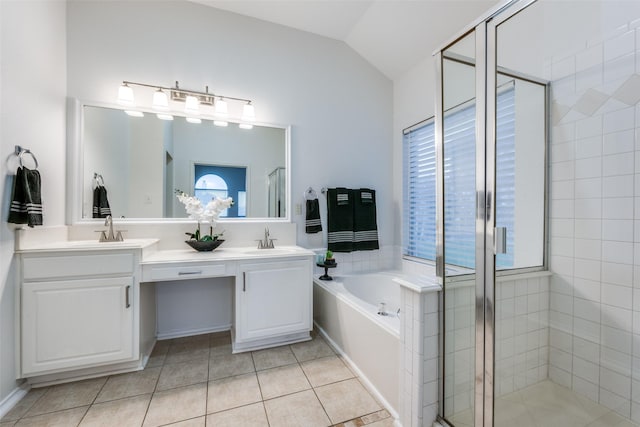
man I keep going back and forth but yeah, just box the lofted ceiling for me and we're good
[191,0,500,80]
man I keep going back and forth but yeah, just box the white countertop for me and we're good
[141,245,315,264]
[16,238,160,253]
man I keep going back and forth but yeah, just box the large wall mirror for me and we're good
[67,100,290,223]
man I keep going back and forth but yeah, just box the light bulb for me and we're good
[186,117,201,124]
[214,120,228,127]
[156,113,173,121]
[239,123,253,130]
[125,110,144,117]
[118,83,135,106]
[242,103,255,122]
[185,95,199,115]
[152,89,169,111]
[215,98,228,116]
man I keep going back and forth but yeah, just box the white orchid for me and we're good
[176,190,234,241]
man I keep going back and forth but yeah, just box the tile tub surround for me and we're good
[0,332,394,427]
[547,19,640,422]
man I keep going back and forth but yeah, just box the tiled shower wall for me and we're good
[548,20,640,421]
[444,274,550,417]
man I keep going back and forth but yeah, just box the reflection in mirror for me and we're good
[81,105,287,220]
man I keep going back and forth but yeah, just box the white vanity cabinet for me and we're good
[234,257,313,352]
[19,251,139,377]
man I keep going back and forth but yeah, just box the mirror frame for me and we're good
[66,98,292,224]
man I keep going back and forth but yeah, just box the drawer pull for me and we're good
[243,272,246,292]
[125,285,131,308]
[178,270,203,276]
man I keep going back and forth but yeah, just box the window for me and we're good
[193,164,247,218]
[194,174,230,217]
[403,87,515,268]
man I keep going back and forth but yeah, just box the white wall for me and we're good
[0,0,67,404]
[66,0,393,250]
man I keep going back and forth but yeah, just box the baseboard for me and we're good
[156,324,231,340]
[0,382,29,420]
[314,321,400,423]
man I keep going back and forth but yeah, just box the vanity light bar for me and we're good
[118,80,252,108]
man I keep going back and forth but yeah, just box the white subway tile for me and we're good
[574,317,601,344]
[600,388,631,416]
[575,198,602,219]
[603,197,634,220]
[577,43,604,71]
[550,218,575,238]
[551,292,573,316]
[602,261,634,286]
[551,180,574,200]
[604,175,634,198]
[575,177,602,199]
[550,311,573,333]
[604,53,636,87]
[604,153,635,177]
[574,238,601,260]
[550,348,572,372]
[602,325,632,354]
[576,157,603,179]
[635,243,640,265]
[602,240,634,264]
[601,345,632,375]
[552,141,575,163]
[574,355,600,383]
[574,258,601,281]
[605,30,636,62]
[551,160,575,182]
[602,283,633,310]
[574,336,600,364]
[576,67,605,95]
[601,366,632,398]
[604,129,635,155]
[551,328,574,353]
[573,376,600,401]
[604,105,636,135]
[601,303,633,331]
[574,297,600,322]
[576,115,603,140]
[550,255,574,276]
[603,219,634,242]
[552,122,576,143]
[574,277,601,302]
[551,274,574,295]
[575,219,602,239]
[550,366,572,388]
[575,135,602,159]
[553,55,576,80]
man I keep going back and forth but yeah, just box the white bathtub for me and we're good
[313,270,403,418]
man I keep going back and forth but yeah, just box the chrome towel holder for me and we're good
[13,145,39,169]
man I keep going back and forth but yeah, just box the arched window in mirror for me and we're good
[193,164,247,218]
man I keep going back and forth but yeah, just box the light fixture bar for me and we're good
[121,80,252,105]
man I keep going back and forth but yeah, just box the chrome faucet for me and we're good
[99,215,124,242]
[257,227,275,249]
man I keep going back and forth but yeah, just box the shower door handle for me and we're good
[494,227,507,255]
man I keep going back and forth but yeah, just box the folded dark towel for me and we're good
[353,188,379,251]
[8,167,43,228]
[305,199,322,234]
[92,186,112,218]
[327,188,354,252]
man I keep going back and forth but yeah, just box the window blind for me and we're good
[403,86,516,268]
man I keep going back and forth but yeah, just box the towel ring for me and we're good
[304,187,318,200]
[94,173,105,187]
[15,147,38,169]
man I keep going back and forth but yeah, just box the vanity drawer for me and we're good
[144,262,232,282]
[22,253,135,281]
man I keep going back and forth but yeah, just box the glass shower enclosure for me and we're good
[437,0,640,425]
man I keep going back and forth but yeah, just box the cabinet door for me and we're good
[237,260,312,342]
[22,277,135,376]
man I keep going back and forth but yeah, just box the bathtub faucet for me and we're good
[377,302,388,316]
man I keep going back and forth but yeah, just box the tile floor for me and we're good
[1,332,394,427]
[447,380,640,427]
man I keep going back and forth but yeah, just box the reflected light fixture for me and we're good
[152,89,169,111]
[239,123,253,130]
[116,80,256,126]
[118,83,135,106]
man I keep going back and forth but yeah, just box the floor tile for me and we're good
[164,340,210,365]
[164,417,205,426]
[156,359,208,391]
[142,383,207,427]
[209,343,232,358]
[365,418,396,427]
[207,373,262,414]
[209,353,254,380]
[263,389,331,427]
[361,410,391,424]
[25,377,106,417]
[257,364,311,400]
[205,402,269,426]
[315,379,381,424]
[1,388,47,422]
[252,346,297,371]
[209,332,231,348]
[0,422,16,427]
[301,355,354,387]
[290,337,334,362]
[79,394,150,426]
[15,406,88,426]
[171,335,210,346]
[95,367,161,403]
